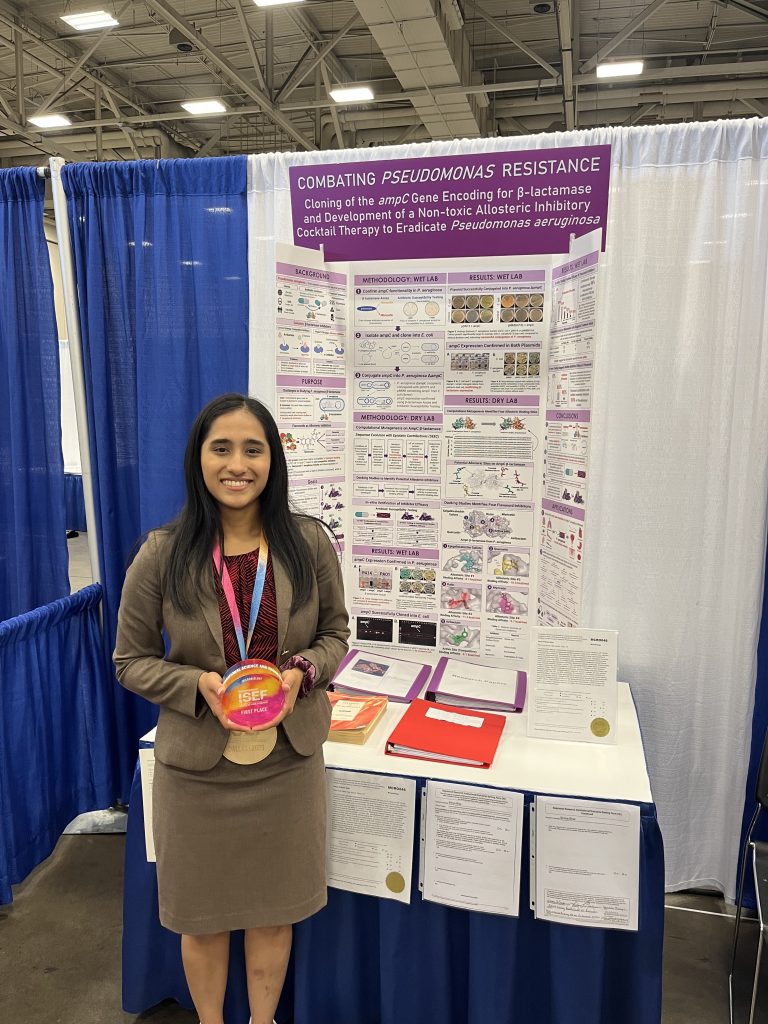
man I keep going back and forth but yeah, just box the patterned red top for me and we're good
[216,549,278,669]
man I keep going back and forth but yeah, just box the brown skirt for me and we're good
[152,728,327,935]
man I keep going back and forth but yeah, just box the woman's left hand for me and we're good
[249,667,303,730]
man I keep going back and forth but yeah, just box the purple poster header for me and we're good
[289,145,611,261]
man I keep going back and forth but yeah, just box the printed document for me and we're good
[138,747,156,863]
[422,781,524,916]
[527,626,617,742]
[325,768,415,903]
[531,796,639,930]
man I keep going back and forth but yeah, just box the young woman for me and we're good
[114,393,349,1024]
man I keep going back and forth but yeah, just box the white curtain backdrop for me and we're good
[248,118,768,898]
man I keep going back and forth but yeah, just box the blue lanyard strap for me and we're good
[212,535,269,662]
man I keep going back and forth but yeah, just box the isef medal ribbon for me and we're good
[220,659,285,728]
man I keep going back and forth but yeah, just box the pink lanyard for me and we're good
[212,536,269,662]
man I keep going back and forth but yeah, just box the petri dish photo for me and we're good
[465,295,480,309]
[500,308,514,322]
[480,295,494,308]
[515,307,529,322]
[500,294,515,308]
[515,294,531,307]
[452,309,466,323]
[530,293,544,307]
[480,309,493,322]
[466,309,479,323]
[529,307,543,322]
[452,295,466,309]
[425,300,440,316]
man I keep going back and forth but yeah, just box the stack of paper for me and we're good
[326,692,388,745]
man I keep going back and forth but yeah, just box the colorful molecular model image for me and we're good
[441,585,482,612]
[463,511,512,539]
[442,548,483,574]
[279,431,297,451]
[489,549,529,578]
[440,621,481,651]
[451,417,476,430]
[487,591,528,615]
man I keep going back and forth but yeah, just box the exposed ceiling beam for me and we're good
[145,0,314,150]
[33,0,132,117]
[719,0,768,23]
[274,45,313,103]
[0,5,198,152]
[195,125,225,157]
[280,58,768,108]
[278,11,360,103]
[499,80,768,117]
[463,0,559,79]
[13,27,21,123]
[320,59,344,149]
[0,110,83,161]
[102,85,141,158]
[740,96,768,115]
[555,0,576,129]
[392,122,424,145]
[581,0,671,73]
[624,101,658,125]
[265,9,274,99]
[232,0,267,94]
[504,115,530,135]
[700,10,718,65]
[286,5,350,87]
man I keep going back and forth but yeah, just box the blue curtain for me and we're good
[64,473,87,532]
[0,584,113,904]
[738,541,768,906]
[0,167,69,619]
[62,157,249,800]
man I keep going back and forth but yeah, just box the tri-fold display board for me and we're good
[262,145,610,682]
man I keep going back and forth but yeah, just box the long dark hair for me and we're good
[164,393,313,614]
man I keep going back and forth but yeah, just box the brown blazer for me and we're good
[113,516,350,771]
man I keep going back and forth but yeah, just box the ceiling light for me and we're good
[61,10,119,30]
[253,1,305,7]
[181,99,227,115]
[596,60,644,79]
[29,114,73,129]
[330,86,375,103]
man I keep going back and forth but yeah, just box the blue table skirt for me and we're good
[64,473,87,533]
[123,761,663,1024]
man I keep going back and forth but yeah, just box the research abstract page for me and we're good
[325,769,415,903]
[531,796,640,931]
[422,781,524,916]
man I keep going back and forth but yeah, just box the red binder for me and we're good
[385,698,506,769]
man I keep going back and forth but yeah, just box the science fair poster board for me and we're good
[266,146,609,677]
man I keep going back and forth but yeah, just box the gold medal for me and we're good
[590,717,611,738]
[223,727,277,764]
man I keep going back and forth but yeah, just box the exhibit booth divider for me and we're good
[0,167,69,620]
[243,120,768,902]
[0,584,113,905]
[58,155,251,803]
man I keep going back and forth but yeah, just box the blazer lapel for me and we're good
[199,582,225,661]
[271,549,293,663]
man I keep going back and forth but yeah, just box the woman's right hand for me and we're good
[198,671,252,732]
